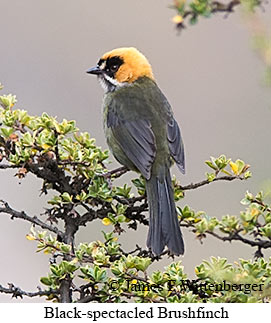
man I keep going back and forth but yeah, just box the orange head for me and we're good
[87,47,154,92]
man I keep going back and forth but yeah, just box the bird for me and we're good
[87,47,185,256]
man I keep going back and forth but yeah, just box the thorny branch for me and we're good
[179,174,242,191]
[0,200,64,239]
[0,164,18,169]
[102,166,128,179]
[181,222,271,259]
[0,164,247,234]
[207,229,271,250]
[184,0,242,18]
[0,283,59,299]
[173,0,265,30]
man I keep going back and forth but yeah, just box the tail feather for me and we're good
[146,167,184,256]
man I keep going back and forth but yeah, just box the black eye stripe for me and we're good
[107,56,123,67]
[106,56,124,75]
[97,56,124,78]
[98,59,105,66]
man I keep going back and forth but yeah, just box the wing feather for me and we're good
[108,109,156,179]
[167,117,185,174]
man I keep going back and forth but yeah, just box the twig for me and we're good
[0,164,19,169]
[58,160,91,167]
[26,160,74,195]
[180,175,241,191]
[181,223,271,250]
[211,0,241,15]
[0,283,58,299]
[175,0,263,30]
[251,199,271,213]
[102,166,128,179]
[207,230,271,249]
[0,200,64,239]
[76,294,98,303]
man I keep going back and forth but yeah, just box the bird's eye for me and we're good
[110,64,119,73]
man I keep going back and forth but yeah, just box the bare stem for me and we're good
[0,283,58,299]
[180,175,241,191]
[0,200,64,238]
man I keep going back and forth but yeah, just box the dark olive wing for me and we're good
[160,93,185,174]
[167,117,185,174]
[107,109,156,180]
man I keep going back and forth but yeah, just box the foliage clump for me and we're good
[0,87,270,303]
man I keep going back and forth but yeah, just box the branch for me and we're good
[59,216,79,302]
[102,166,128,179]
[181,222,271,257]
[26,160,74,195]
[207,230,271,249]
[173,0,264,30]
[0,200,64,239]
[251,199,271,213]
[77,174,244,228]
[0,283,58,299]
[202,0,241,15]
[180,175,242,191]
[0,164,19,169]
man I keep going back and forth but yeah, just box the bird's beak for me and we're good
[86,66,103,75]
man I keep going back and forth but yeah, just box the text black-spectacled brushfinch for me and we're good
[87,47,185,256]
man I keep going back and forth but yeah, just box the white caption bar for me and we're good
[0,303,268,322]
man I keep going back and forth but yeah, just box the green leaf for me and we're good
[116,215,126,223]
[0,127,13,138]
[189,15,198,25]
[21,132,34,146]
[61,192,73,203]
[205,160,217,170]
[40,277,52,286]
[134,257,152,272]
[206,172,216,182]
[0,94,17,108]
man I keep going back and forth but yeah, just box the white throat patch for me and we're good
[98,74,128,92]
[103,74,122,87]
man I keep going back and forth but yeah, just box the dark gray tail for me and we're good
[146,167,184,256]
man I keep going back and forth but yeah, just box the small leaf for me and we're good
[61,192,73,203]
[40,277,52,286]
[189,15,198,25]
[206,172,216,182]
[205,160,217,170]
[102,217,112,226]
[172,15,183,24]
[244,171,252,179]
[229,161,238,175]
[26,234,35,241]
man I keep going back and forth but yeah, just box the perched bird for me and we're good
[87,47,185,255]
